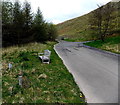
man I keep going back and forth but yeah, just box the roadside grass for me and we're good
[84,35,120,54]
[2,42,86,103]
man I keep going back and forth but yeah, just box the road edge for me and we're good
[54,43,87,103]
[78,43,120,57]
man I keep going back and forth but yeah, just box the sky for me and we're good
[11,0,112,24]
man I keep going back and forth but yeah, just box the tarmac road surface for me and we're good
[54,41,119,103]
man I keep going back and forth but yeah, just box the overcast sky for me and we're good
[12,0,111,24]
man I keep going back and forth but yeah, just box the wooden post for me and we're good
[18,71,23,87]
[18,75,22,87]
[8,63,12,70]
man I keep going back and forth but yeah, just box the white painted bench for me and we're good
[38,50,51,64]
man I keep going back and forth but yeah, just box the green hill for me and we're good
[56,2,120,42]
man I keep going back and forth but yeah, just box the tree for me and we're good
[101,3,114,41]
[12,1,24,44]
[33,7,47,42]
[89,3,114,42]
[2,1,13,25]
[22,1,33,38]
[2,1,58,46]
[2,1,13,46]
[47,23,58,41]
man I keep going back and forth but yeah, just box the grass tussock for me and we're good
[2,42,86,104]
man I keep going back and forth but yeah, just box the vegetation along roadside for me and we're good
[2,42,86,104]
[84,35,120,54]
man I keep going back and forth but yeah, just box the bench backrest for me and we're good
[44,50,51,56]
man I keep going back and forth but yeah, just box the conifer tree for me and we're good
[47,23,58,41]
[12,1,24,44]
[33,7,47,42]
[23,1,33,38]
[2,1,13,46]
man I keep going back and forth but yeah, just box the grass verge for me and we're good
[2,42,86,104]
[84,35,120,54]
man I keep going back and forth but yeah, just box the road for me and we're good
[54,41,119,103]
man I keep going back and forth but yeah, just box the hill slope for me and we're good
[56,2,120,41]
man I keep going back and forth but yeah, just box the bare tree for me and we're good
[101,3,114,41]
[89,3,114,42]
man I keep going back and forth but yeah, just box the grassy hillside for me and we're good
[56,2,120,42]
[57,13,91,41]
[2,42,86,103]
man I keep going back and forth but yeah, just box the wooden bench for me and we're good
[38,50,51,64]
